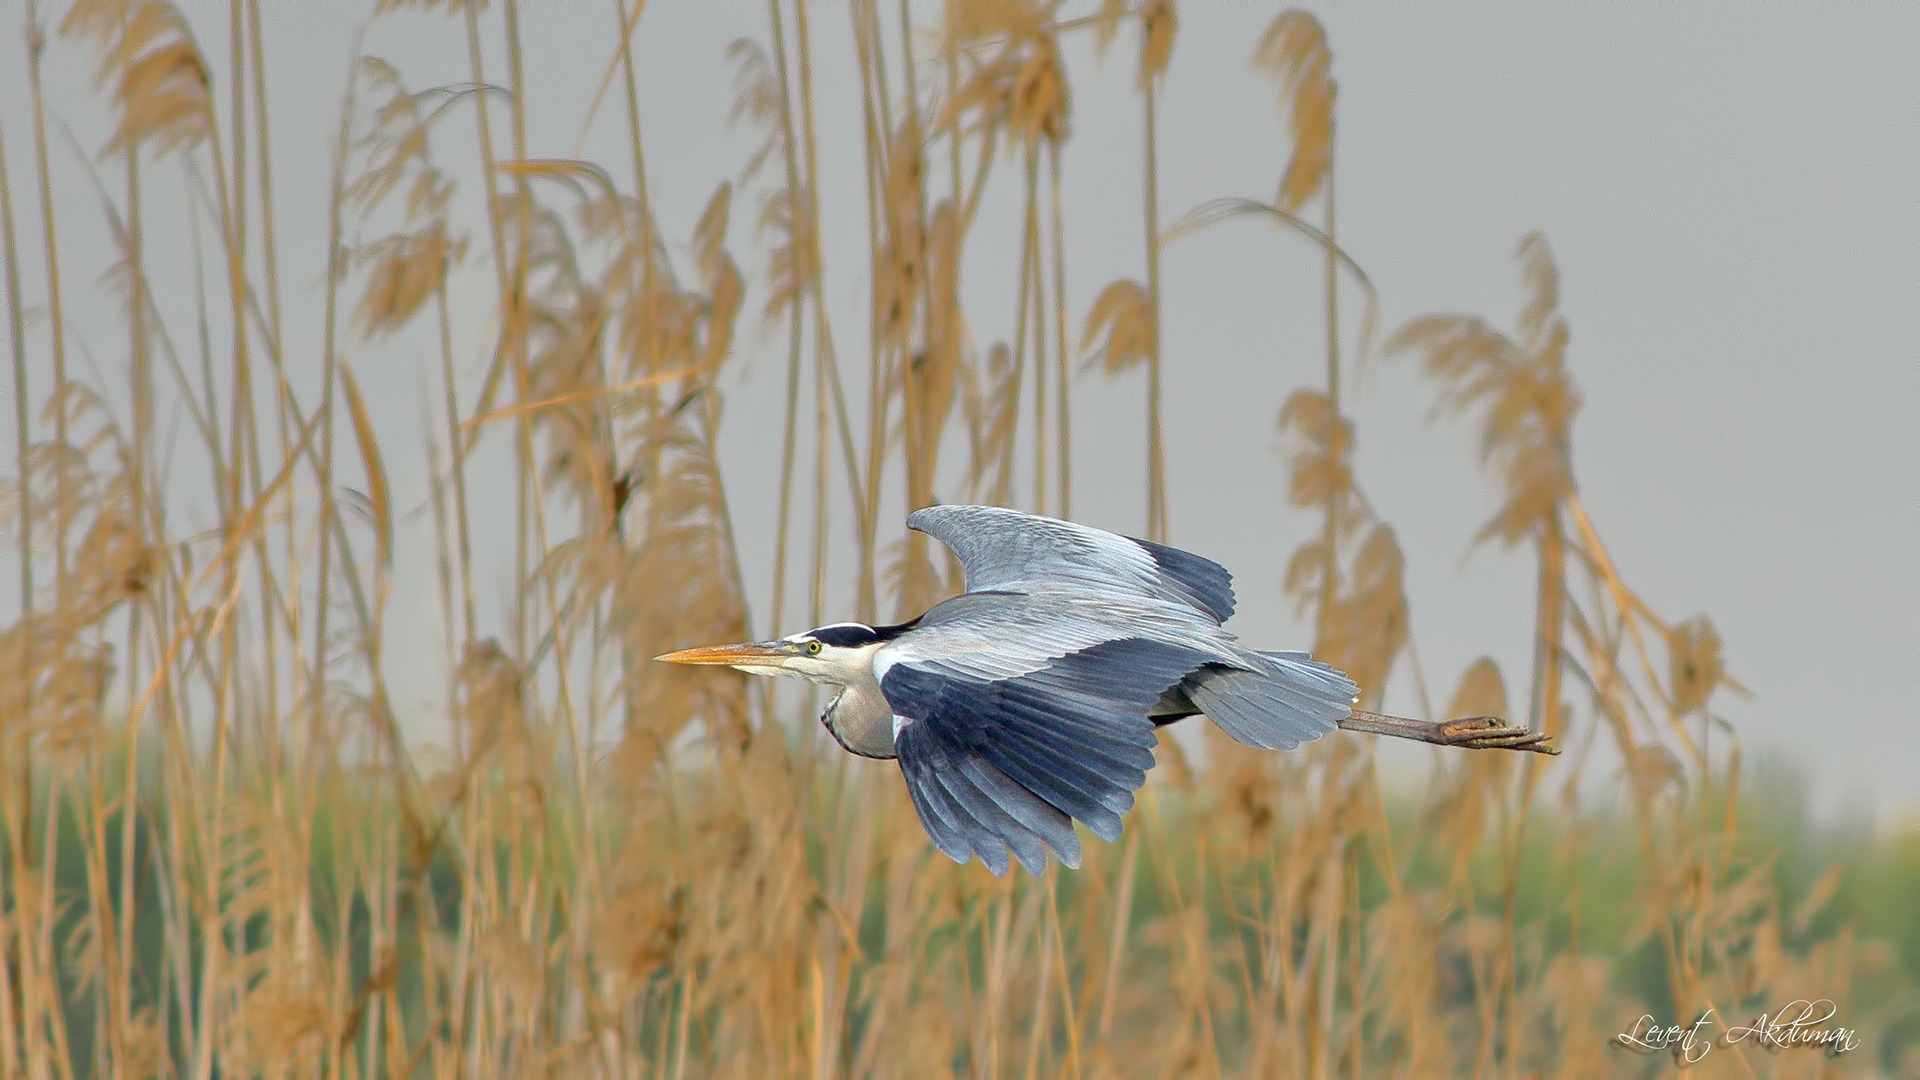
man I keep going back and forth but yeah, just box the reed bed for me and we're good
[1,2,1913,1077]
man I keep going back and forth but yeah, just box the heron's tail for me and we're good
[1181,650,1358,751]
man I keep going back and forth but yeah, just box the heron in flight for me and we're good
[659,505,1554,876]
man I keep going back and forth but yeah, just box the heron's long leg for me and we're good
[1337,711,1559,755]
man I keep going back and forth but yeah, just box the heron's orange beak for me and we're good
[654,641,791,670]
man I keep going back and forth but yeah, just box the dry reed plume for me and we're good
[0,2,1913,1077]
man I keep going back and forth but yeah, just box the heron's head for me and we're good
[655,622,899,686]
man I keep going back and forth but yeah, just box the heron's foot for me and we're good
[1437,716,1560,755]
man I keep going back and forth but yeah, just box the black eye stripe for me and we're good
[802,618,923,649]
[809,624,878,648]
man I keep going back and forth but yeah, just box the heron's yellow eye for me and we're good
[806,640,822,655]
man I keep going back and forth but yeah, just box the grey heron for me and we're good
[659,505,1554,876]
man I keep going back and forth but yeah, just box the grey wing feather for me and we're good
[908,504,1236,623]
[1181,650,1357,751]
[885,586,1242,688]
[1129,535,1236,625]
[884,636,1211,875]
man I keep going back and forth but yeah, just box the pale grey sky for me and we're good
[3,3,1915,819]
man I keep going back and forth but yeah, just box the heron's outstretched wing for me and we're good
[881,635,1212,875]
[908,504,1236,624]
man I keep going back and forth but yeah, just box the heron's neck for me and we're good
[823,680,896,759]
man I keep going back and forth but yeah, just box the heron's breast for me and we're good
[822,683,898,759]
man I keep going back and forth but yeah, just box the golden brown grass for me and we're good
[1,2,1913,1077]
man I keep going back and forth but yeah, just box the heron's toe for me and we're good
[1440,717,1560,755]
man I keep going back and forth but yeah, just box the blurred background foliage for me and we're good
[0,0,1913,1076]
